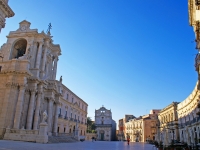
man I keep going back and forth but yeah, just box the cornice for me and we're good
[0,70,32,77]
[159,102,179,114]
[177,82,199,111]
[0,0,14,18]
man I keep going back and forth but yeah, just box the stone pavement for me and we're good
[0,140,156,150]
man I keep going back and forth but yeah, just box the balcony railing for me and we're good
[74,119,77,122]
[96,124,112,127]
[70,118,73,121]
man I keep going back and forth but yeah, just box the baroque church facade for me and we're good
[0,20,88,143]
[95,106,116,141]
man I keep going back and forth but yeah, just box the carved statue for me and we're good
[42,110,48,123]
[60,76,62,83]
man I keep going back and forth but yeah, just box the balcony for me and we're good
[96,124,112,127]
[74,119,77,122]
[70,118,73,121]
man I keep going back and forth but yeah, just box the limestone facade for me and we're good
[118,115,135,141]
[0,20,88,142]
[0,0,14,32]
[125,110,159,142]
[176,83,200,145]
[156,102,179,145]
[95,106,116,141]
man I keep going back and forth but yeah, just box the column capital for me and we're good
[5,82,18,89]
[44,97,54,102]
[30,89,37,94]
[38,41,44,46]
[19,84,26,90]
[37,91,43,95]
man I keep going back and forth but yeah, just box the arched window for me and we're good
[11,39,27,59]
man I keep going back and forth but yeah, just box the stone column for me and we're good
[13,85,26,129]
[35,41,43,77]
[25,43,31,55]
[31,41,38,68]
[53,103,59,134]
[26,89,36,130]
[47,98,53,135]
[49,57,53,77]
[33,85,43,130]
[41,44,48,78]
[52,57,58,80]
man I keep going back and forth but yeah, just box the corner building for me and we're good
[0,20,88,142]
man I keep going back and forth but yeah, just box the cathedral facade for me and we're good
[0,20,88,143]
[95,106,116,141]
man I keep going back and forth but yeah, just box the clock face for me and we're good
[21,26,26,31]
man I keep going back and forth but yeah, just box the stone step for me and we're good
[48,136,78,143]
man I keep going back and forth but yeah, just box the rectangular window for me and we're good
[75,115,76,119]
[78,116,79,120]
[66,94,68,99]
[59,108,61,115]
[71,113,72,118]
[72,98,73,103]
[65,111,67,117]
[0,66,2,72]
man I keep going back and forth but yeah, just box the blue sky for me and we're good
[0,0,197,125]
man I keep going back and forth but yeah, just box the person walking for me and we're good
[127,136,130,145]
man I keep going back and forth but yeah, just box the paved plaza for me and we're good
[0,140,155,150]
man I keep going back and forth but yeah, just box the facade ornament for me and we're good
[42,110,48,123]
[60,76,62,83]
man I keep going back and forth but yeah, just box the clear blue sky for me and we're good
[0,0,197,125]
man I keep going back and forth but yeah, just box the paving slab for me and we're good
[0,140,155,150]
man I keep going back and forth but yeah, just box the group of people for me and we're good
[91,137,96,142]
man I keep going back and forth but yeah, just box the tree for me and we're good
[87,117,96,133]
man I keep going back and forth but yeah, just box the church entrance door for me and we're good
[101,133,104,140]
[100,130,105,141]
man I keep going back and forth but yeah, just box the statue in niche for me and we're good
[42,110,48,123]
[60,76,62,83]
